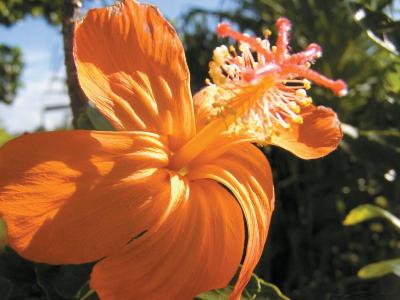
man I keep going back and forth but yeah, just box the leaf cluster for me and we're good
[0,0,63,27]
[0,0,63,105]
[344,204,400,279]
[0,45,23,104]
[0,246,97,300]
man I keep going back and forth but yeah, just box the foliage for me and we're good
[0,0,63,105]
[358,258,400,279]
[343,203,400,230]
[0,246,97,300]
[196,273,290,300]
[0,45,23,104]
[0,0,63,26]
[0,219,7,251]
[0,0,110,105]
[180,0,400,298]
[348,0,399,55]
[0,128,12,146]
[344,204,400,279]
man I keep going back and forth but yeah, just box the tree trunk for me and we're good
[62,0,87,128]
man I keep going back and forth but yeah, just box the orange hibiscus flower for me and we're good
[0,1,346,299]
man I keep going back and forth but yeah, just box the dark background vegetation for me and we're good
[0,0,399,299]
[179,0,400,299]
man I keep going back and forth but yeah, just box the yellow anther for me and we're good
[271,46,277,53]
[303,79,311,90]
[300,97,313,107]
[238,42,250,53]
[212,45,230,65]
[209,60,228,85]
[305,62,311,69]
[288,101,300,114]
[296,88,307,98]
[292,115,303,124]
[237,56,244,65]
[264,119,273,127]
[205,78,211,85]
[263,29,272,37]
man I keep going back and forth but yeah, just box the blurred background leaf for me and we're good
[0,0,63,26]
[344,204,400,281]
[343,203,400,230]
[347,0,399,55]
[0,0,63,105]
[86,105,114,131]
[0,128,12,146]
[0,219,7,251]
[0,45,22,104]
[358,258,400,279]
[196,272,290,300]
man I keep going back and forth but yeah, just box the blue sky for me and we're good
[0,0,225,133]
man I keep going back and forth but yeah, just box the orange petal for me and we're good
[74,0,195,149]
[189,142,274,300]
[188,133,253,169]
[0,130,171,264]
[270,105,343,159]
[90,179,244,300]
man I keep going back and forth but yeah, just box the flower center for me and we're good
[205,19,346,141]
[169,18,347,171]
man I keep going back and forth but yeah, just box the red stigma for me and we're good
[216,22,231,38]
[213,18,347,97]
[307,43,322,54]
[332,80,348,96]
[276,17,291,29]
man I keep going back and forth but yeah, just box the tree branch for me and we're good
[62,0,87,128]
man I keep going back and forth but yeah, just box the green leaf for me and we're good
[0,45,23,104]
[76,110,95,130]
[343,204,400,231]
[75,105,114,131]
[196,287,234,300]
[256,279,291,300]
[77,284,99,300]
[87,105,114,131]
[0,219,7,251]
[0,128,12,146]
[358,258,400,279]
[196,273,290,300]
[348,1,399,55]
